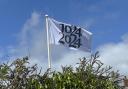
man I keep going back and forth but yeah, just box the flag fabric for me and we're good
[47,17,92,52]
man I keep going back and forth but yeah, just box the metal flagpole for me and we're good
[45,14,51,69]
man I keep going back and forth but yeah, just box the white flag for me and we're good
[47,17,92,52]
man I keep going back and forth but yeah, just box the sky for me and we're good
[0,0,128,74]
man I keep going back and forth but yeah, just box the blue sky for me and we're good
[0,0,128,74]
[0,0,128,48]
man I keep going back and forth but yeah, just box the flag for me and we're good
[47,17,92,52]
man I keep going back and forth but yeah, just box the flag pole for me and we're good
[45,14,51,69]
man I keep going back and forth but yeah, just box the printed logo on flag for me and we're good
[59,24,82,48]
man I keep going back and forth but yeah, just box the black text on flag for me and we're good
[59,24,82,48]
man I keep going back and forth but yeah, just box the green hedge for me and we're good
[0,52,122,89]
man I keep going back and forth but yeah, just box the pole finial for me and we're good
[45,14,48,17]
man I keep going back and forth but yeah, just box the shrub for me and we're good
[0,52,122,89]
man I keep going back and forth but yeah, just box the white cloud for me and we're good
[98,34,128,75]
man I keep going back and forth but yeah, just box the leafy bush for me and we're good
[0,52,122,89]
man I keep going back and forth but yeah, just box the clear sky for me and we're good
[0,0,128,74]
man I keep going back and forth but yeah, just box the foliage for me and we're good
[0,52,122,89]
